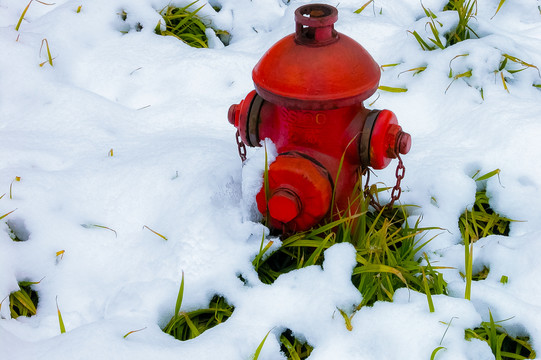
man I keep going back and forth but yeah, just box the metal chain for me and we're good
[388,153,405,209]
[363,154,406,211]
[235,129,247,162]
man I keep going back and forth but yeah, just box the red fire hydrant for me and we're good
[228,4,411,232]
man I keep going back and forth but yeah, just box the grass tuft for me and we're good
[459,169,514,300]
[459,172,513,244]
[255,183,448,308]
[465,311,536,360]
[410,0,479,51]
[155,1,229,48]
[443,0,479,46]
[163,273,235,341]
[280,329,313,360]
[162,294,234,341]
[9,281,40,318]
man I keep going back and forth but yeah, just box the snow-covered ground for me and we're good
[1,0,541,358]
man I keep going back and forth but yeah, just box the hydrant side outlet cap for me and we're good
[256,155,332,231]
[252,5,380,110]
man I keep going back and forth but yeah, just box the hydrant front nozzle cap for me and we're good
[268,189,301,224]
[397,131,412,155]
[228,104,237,125]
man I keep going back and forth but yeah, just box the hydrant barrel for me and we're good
[229,4,411,232]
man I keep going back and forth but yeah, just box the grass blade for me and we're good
[378,85,408,93]
[252,329,272,360]
[338,308,353,331]
[56,297,66,334]
[182,312,200,339]
[474,169,500,182]
[174,271,185,319]
[253,232,274,271]
[422,268,435,312]
[431,346,446,360]
[9,176,21,199]
[352,264,407,286]
[0,209,17,220]
[39,39,54,67]
[280,334,302,360]
[143,225,168,241]
[15,0,33,31]
[491,0,506,19]
[13,290,37,315]
[123,327,147,339]
[354,0,374,14]
[81,224,117,237]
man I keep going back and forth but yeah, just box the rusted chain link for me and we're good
[363,154,405,211]
[388,153,405,209]
[235,129,247,162]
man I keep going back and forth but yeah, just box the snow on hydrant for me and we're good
[228,3,411,233]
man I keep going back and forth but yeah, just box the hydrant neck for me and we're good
[295,4,339,46]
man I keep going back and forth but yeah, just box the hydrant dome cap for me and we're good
[252,5,381,110]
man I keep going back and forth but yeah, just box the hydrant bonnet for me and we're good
[252,3,381,110]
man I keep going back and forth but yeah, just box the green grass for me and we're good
[465,311,536,360]
[251,329,273,360]
[496,54,541,93]
[443,0,479,46]
[0,209,17,221]
[459,169,514,300]
[56,296,66,334]
[354,0,374,14]
[15,0,54,32]
[162,273,234,341]
[255,184,448,309]
[280,329,313,360]
[39,39,54,67]
[163,295,234,340]
[408,1,540,92]
[154,1,230,48]
[410,0,479,51]
[459,173,512,244]
[142,225,168,241]
[9,176,20,200]
[7,281,39,318]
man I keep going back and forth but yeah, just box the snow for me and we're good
[1,0,541,359]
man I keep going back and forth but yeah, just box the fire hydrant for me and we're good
[228,3,411,232]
